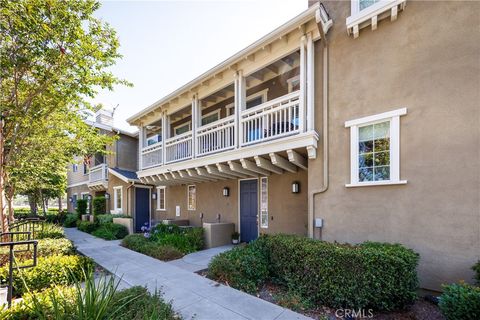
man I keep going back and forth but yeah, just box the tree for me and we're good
[0,0,130,232]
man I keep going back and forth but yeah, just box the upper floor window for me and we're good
[201,110,220,126]
[187,185,196,210]
[146,134,161,146]
[83,163,88,175]
[72,164,78,172]
[157,186,166,211]
[174,122,191,136]
[81,193,90,214]
[345,108,407,187]
[359,0,380,11]
[287,75,300,93]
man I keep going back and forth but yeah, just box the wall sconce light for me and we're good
[222,187,230,197]
[68,197,73,203]
[152,193,157,200]
[104,193,110,200]
[292,182,300,193]
[87,194,92,201]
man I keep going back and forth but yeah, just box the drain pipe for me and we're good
[309,20,329,240]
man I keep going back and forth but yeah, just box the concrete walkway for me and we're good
[65,228,311,320]
[167,245,234,272]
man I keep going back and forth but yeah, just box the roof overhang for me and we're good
[127,2,331,126]
[108,168,141,184]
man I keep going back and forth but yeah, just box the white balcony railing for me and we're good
[89,163,108,183]
[141,142,163,169]
[196,115,235,157]
[165,131,193,164]
[240,90,301,146]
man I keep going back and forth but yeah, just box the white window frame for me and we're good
[260,177,268,228]
[156,186,166,211]
[345,108,407,187]
[72,193,78,209]
[112,186,123,214]
[201,109,221,126]
[81,192,90,214]
[287,75,300,93]
[226,88,269,115]
[187,185,196,211]
[173,121,191,136]
[72,164,78,173]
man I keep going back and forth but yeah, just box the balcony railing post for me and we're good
[237,70,246,146]
[191,95,198,158]
[138,126,145,170]
[306,32,315,132]
[162,112,168,166]
[234,73,239,149]
[299,35,307,133]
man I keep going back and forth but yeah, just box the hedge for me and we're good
[208,234,419,311]
[77,220,97,234]
[150,224,204,254]
[122,235,183,261]
[36,223,64,239]
[93,196,106,216]
[63,213,79,227]
[0,255,93,296]
[91,223,129,240]
[472,260,480,285]
[76,199,87,215]
[96,214,114,225]
[439,282,480,320]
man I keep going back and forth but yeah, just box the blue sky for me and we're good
[92,0,307,132]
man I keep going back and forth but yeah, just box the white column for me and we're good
[233,73,239,149]
[191,95,198,158]
[299,35,307,133]
[306,32,315,132]
[161,112,168,165]
[237,70,246,147]
[138,126,145,170]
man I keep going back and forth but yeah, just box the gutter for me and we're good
[309,13,329,240]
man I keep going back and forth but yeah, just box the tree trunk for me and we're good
[40,189,46,215]
[0,115,8,233]
[6,186,14,223]
[58,196,62,212]
[28,193,37,215]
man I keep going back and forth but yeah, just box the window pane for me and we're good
[358,121,391,182]
[188,186,196,210]
[260,178,268,228]
[359,153,373,168]
[374,122,390,139]
[360,0,380,10]
[175,124,190,135]
[359,167,374,182]
[246,96,263,109]
[374,166,390,180]
[359,141,373,153]
[374,151,390,166]
[201,113,219,126]
[359,125,373,141]
[115,189,122,209]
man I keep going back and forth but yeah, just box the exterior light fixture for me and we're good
[152,193,157,200]
[223,187,230,197]
[87,194,92,201]
[292,182,300,193]
[68,197,73,203]
[104,193,110,200]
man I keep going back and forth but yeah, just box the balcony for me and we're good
[88,163,108,190]
[136,48,318,184]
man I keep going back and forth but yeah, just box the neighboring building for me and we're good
[66,109,142,221]
[126,1,479,292]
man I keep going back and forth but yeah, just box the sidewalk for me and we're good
[167,245,234,272]
[65,228,311,320]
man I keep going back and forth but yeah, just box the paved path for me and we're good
[65,228,311,320]
[167,245,234,272]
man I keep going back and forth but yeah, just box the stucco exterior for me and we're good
[308,0,480,291]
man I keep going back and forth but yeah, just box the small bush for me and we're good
[92,223,128,240]
[110,286,176,320]
[63,213,79,227]
[76,199,87,215]
[96,214,114,225]
[36,223,64,239]
[439,282,480,320]
[151,224,204,254]
[93,196,106,216]
[0,255,93,296]
[77,220,97,233]
[472,260,480,285]
[45,210,67,224]
[208,241,269,294]
[122,235,183,261]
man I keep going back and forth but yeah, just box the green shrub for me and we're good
[92,223,128,240]
[122,235,183,261]
[472,260,480,285]
[63,213,79,227]
[96,213,114,224]
[0,255,93,296]
[151,224,204,253]
[208,235,419,311]
[114,214,132,219]
[36,223,64,239]
[93,196,106,216]
[208,241,269,294]
[76,199,87,215]
[109,286,176,320]
[77,220,97,233]
[0,238,75,267]
[439,282,480,320]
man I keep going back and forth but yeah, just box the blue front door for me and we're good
[135,187,150,232]
[240,179,258,243]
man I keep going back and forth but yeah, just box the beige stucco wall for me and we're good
[309,0,480,291]
[106,173,134,216]
[66,184,90,213]
[152,170,307,236]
